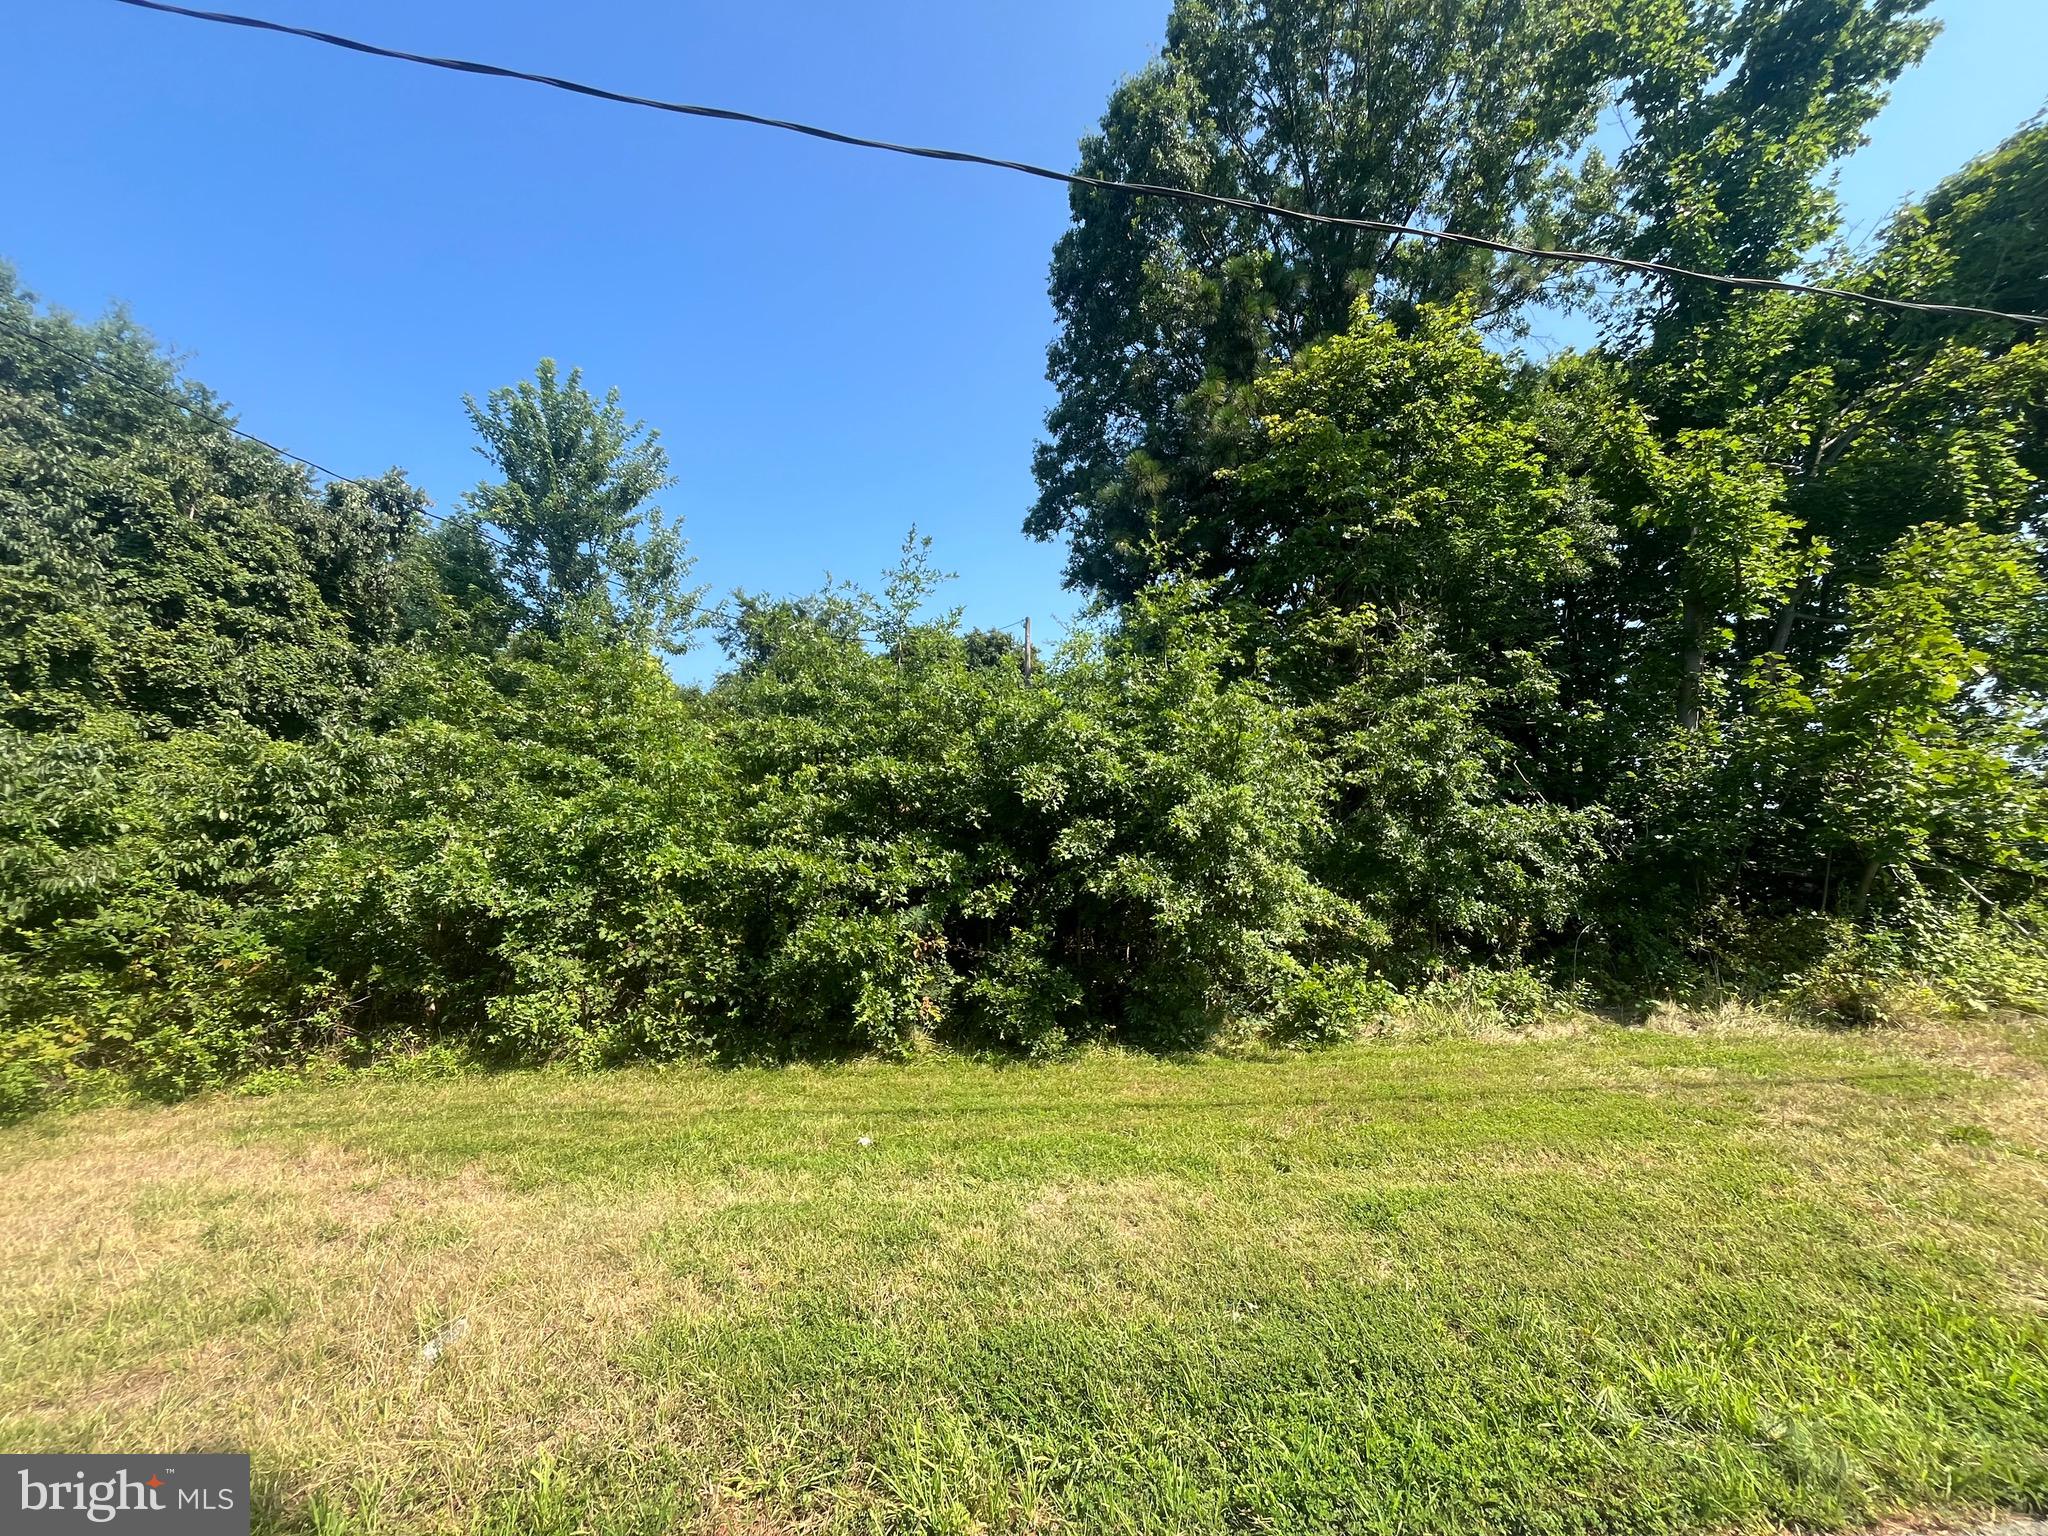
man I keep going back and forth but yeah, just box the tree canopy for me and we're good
[1029,0,1940,599]
[0,8,2043,1113]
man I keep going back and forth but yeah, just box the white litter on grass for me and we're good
[856,1135,874,1148]
[419,1316,470,1364]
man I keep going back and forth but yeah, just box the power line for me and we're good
[0,311,519,554]
[6,314,378,493]
[3,313,1001,643]
[105,0,2048,330]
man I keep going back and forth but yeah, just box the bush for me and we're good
[7,278,2043,1110]
[0,577,1365,1105]
[1781,898,2048,1027]
[0,713,384,1104]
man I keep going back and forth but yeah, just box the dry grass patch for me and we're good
[0,1108,705,1532]
[2,1023,2045,1534]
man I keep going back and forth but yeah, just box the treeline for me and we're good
[0,303,1352,1104]
[4,0,2047,1108]
[1024,2,2048,999]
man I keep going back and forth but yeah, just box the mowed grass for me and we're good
[2,1019,2046,1535]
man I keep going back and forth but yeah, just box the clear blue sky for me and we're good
[4,1,2044,678]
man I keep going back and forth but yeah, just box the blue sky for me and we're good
[4,1,2044,679]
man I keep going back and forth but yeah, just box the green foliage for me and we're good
[1900,111,2048,329]
[1027,0,1937,599]
[1028,0,1634,597]
[1806,522,2048,911]
[305,573,1341,1064]
[4,8,2047,1108]
[461,359,699,653]
[0,490,1354,1099]
[0,711,381,1102]
[1602,0,1934,348]
[0,271,414,737]
[1158,306,1620,964]
[1783,899,2048,1026]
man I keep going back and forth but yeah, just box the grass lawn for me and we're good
[3,1016,2046,1535]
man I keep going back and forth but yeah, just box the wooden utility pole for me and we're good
[1022,616,1033,682]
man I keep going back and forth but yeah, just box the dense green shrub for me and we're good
[0,711,379,1103]
[708,578,1345,1055]
[4,207,2045,1111]
[1782,897,2048,1027]
[1,570,1359,1097]
[274,578,1348,1064]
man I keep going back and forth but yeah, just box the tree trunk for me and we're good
[1769,595,1796,656]
[1679,593,1707,730]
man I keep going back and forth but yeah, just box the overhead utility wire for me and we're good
[106,0,2048,330]
[13,321,506,561]
[3,315,999,638]
[0,312,518,555]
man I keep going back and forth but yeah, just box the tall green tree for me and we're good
[1808,522,2048,914]
[462,360,698,653]
[1899,111,2048,331]
[1175,305,1618,959]
[1026,0,1631,599]
[1590,117,2048,731]
[1028,0,1937,606]
[1554,115,2048,930]
[1601,0,1934,355]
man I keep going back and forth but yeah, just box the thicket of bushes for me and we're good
[0,599,1345,1101]
[0,293,1368,1106]
[3,266,2042,1113]
[6,12,2048,1108]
